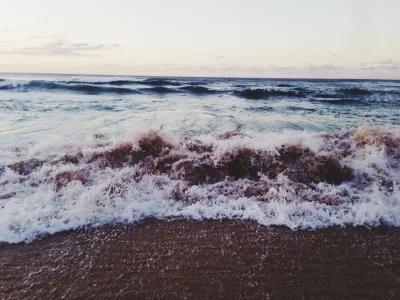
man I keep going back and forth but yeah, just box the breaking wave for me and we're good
[1,80,140,95]
[63,80,141,86]
[1,124,399,243]
[1,78,398,102]
[63,78,182,86]
[179,85,218,94]
[234,88,305,99]
[139,86,180,94]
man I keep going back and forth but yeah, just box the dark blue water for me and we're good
[0,74,399,145]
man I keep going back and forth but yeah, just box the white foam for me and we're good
[0,126,399,243]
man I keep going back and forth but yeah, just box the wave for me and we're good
[315,93,342,99]
[139,86,180,94]
[339,88,372,96]
[63,78,182,86]
[187,81,210,86]
[1,124,399,243]
[63,80,141,86]
[142,78,182,86]
[276,84,294,87]
[0,80,140,95]
[234,88,305,99]
[0,84,11,90]
[179,85,218,94]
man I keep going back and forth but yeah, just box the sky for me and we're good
[0,0,400,78]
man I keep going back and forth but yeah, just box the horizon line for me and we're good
[0,71,399,81]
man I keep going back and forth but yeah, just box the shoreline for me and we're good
[1,220,400,299]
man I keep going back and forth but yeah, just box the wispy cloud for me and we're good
[1,37,119,56]
[1,28,10,32]
[357,60,400,72]
[377,59,393,65]
[304,63,347,72]
[129,62,400,78]
[28,34,63,40]
[121,63,350,76]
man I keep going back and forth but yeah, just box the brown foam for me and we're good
[8,158,45,176]
[4,127,397,207]
[54,170,88,191]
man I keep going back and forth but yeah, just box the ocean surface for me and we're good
[0,73,399,243]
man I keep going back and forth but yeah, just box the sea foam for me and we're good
[0,124,399,243]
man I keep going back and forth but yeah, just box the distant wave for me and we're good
[63,78,182,87]
[141,78,182,86]
[0,84,11,90]
[1,78,398,102]
[1,80,140,95]
[276,83,294,87]
[187,81,210,86]
[315,98,360,105]
[339,88,372,96]
[0,80,217,96]
[139,86,181,94]
[179,85,218,94]
[63,80,141,86]
[234,88,305,100]
[315,93,342,99]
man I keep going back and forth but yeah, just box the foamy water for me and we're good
[0,74,399,243]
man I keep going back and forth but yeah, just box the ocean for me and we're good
[0,73,399,243]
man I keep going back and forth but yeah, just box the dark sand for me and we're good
[1,220,399,300]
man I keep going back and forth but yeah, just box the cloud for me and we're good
[377,59,393,65]
[357,60,400,72]
[1,38,120,56]
[1,28,9,32]
[28,34,63,40]
[216,55,226,59]
[304,63,347,72]
[122,63,350,77]
[0,40,17,44]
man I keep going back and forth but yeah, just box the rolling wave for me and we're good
[179,85,218,94]
[5,80,141,95]
[63,78,182,86]
[141,78,182,86]
[234,88,305,99]
[63,80,141,86]
[0,77,398,104]
[1,124,399,243]
[139,86,181,94]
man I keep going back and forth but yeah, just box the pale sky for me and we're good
[1,0,400,78]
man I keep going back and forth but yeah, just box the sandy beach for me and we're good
[1,220,399,300]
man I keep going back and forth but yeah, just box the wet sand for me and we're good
[1,220,400,300]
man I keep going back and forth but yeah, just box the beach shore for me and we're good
[1,220,399,300]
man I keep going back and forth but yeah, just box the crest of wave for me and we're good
[0,124,399,243]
